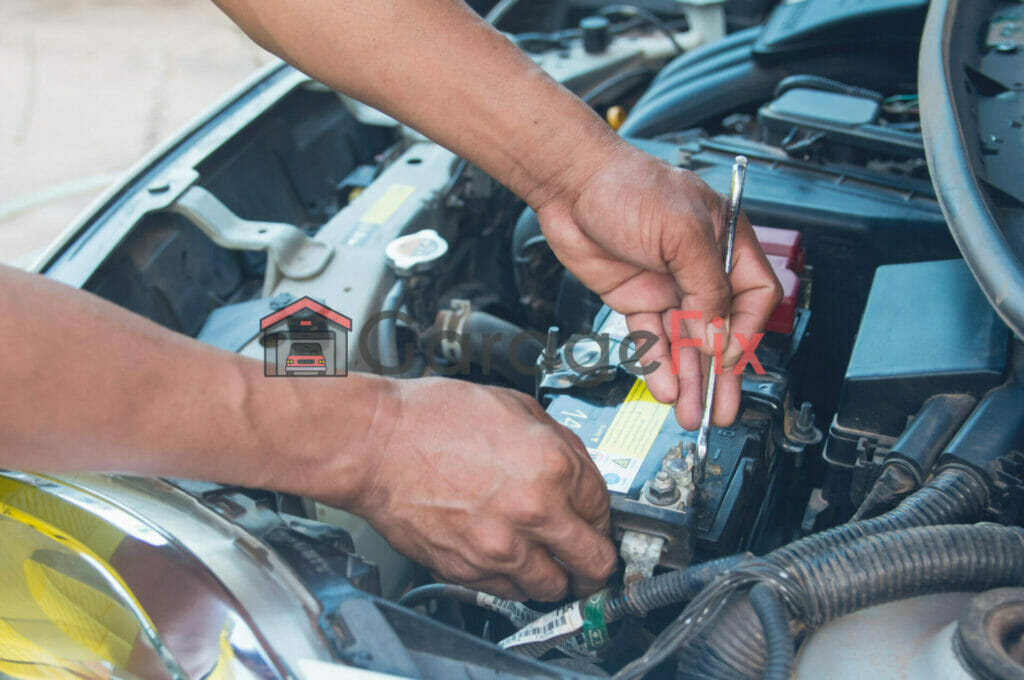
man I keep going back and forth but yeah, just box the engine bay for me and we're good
[20,0,1024,678]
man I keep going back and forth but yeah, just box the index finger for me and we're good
[527,501,618,593]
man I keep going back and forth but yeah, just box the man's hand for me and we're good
[340,378,616,602]
[536,141,782,429]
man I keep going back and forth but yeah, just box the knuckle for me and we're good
[510,491,550,527]
[542,449,576,482]
[441,559,482,585]
[472,527,518,564]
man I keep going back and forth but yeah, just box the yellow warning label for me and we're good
[597,379,672,460]
[360,184,416,225]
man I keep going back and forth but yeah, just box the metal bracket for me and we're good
[169,185,333,297]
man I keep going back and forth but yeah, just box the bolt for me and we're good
[542,326,560,371]
[795,402,815,435]
[652,472,673,493]
[645,471,679,506]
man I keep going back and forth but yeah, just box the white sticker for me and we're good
[475,592,539,628]
[498,603,584,650]
[588,447,642,493]
[476,593,598,659]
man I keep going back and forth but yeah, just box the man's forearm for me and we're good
[0,264,394,507]
[211,0,619,209]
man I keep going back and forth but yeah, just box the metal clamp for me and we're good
[437,299,472,363]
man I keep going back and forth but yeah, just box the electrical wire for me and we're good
[596,5,685,55]
[747,583,794,680]
[581,67,656,105]
[399,583,597,660]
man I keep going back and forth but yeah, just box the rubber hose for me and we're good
[682,467,990,679]
[747,583,793,680]
[789,524,1024,626]
[850,463,917,521]
[854,394,978,520]
[685,524,1024,679]
[622,48,919,138]
[461,311,543,393]
[770,466,988,566]
[649,26,761,86]
[603,553,753,621]
[377,279,405,373]
[511,207,547,298]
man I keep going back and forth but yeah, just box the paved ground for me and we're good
[0,0,273,266]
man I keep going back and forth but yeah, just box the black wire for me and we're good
[581,67,656,105]
[398,583,481,609]
[597,5,685,55]
[613,573,755,679]
[748,583,794,680]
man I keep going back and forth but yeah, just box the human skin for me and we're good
[0,0,780,601]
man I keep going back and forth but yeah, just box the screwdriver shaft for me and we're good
[695,156,748,483]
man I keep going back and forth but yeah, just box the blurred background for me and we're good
[0,0,273,267]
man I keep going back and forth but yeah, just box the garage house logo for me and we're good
[260,297,351,377]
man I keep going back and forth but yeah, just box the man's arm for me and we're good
[210,0,611,209]
[0,264,614,601]
[0,262,386,497]
[0,0,781,602]
[211,0,782,427]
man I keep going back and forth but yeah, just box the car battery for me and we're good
[537,312,776,568]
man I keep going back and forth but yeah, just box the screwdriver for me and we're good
[695,155,748,484]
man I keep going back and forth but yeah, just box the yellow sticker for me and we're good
[359,184,416,225]
[597,379,672,461]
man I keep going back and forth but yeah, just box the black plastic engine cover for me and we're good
[753,0,929,58]
[832,259,1010,445]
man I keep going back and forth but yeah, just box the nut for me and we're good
[645,471,680,506]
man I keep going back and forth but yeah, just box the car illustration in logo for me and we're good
[285,342,328,375]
